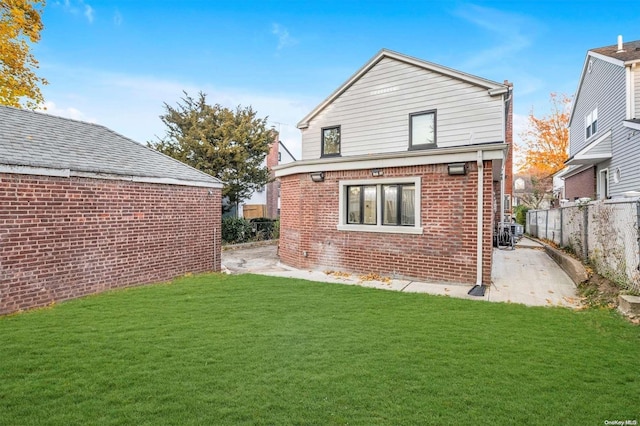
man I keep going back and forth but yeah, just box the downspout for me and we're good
[476,150,484,286]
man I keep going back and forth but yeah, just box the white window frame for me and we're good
[585,108,598,140]
[337,176,423,234]
[599,168,609,200]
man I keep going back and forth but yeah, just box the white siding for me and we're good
[301,57,504,160]
[571,56,640,196]
[634,66,640,119]
[569,57,625,157]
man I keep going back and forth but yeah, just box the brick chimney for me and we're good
[265,129,280,219]
[504,80,513,211]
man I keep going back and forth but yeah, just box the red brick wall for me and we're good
[504,81,514,206]
[266,131,280,219]
[564,167,596,200]
[279,162,493,285]
[0,173,221,315]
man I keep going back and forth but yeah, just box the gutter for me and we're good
[476,150,484,286]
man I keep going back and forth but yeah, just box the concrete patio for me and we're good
[221,237,581,308]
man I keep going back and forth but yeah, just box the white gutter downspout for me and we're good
[476,150,484,286]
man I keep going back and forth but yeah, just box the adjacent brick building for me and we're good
[275,50,512,287]
[0,106,223,315]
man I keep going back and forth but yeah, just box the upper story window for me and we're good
[409,110,437,150]
[585,108,598,139]
[322,126,341,157]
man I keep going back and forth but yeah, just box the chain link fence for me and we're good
[527,199,640,293]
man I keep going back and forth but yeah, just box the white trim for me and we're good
[0,164,223,189]
[0,164,71,177]
[589,51,625,67]
[476,150,483,286]
[565,129,612,166]
[623,120,640,130]
[626,65,633,120]
[274,144,507,178]
[599,168,610,200]
[337,176,423,235]
[560,164,593,180]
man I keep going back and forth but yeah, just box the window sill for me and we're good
[408,144,437,151]
[337,224,424,235]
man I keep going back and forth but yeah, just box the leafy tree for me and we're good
[149,92,272,213]
[0,0,48,109]
[514,171,553,210]
[519,93,571,176]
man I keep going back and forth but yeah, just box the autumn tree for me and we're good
[149,92,272,213]
[0,0,48,109]
[519,93,571,176]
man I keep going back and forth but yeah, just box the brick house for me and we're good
[274,50,513,286]
[0,106,223,315]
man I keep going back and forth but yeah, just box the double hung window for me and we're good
[585,108,598,139]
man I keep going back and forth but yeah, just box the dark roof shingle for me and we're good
[0,106,221,187]
[591,39,640,62]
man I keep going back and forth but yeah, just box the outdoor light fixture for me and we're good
[310,171,325,182]
[371,168,384,177]
[447,162,467,176]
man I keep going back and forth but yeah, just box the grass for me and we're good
[1,274,639,425]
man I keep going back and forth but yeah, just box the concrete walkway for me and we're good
[221,237,581,309]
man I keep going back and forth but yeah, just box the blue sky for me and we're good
[35,0,640,160]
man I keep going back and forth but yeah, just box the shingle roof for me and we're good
[591,39,640,62]
[0,106,221,187]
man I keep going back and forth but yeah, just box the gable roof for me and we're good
[591,39,640,63]
[297,49,509,129]
[569,38,640,126]
[0,106,222,188]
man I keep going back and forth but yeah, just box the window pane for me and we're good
[323,127,340,155]
[401,186,415,225]
[363,186,377,224]
[347,186,361,224]
[383,185,398,225]
[412,113,435,146]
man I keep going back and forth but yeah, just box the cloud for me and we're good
[453,4,537,71]
[40,66,307,155]
[84,4,94,23]
[56,0,95,23]
[37,101,97,123]
[114,10,123,26]
[272,23,298,50]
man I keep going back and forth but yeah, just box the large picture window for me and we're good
[322,126,341,157]
[338,177,422,235]
[409,110,436,149]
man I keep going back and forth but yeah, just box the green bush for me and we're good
[222,217,253,244]
[514,205,529,226]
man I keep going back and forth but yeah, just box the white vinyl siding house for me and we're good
[565,38,640,199]
[300,56,505,160]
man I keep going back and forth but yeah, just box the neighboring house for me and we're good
[240,131,296,219]
[274,49,513,286]
[513,174,554,210]
[0,106,223,315]
[564,36,640,200]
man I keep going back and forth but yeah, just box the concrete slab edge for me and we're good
[536,241,589,286]
[222,239,279,251]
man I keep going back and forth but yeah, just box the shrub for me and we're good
[222,217,253,244]
[514,205,529,226]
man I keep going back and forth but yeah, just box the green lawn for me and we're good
[1,274,638,425]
